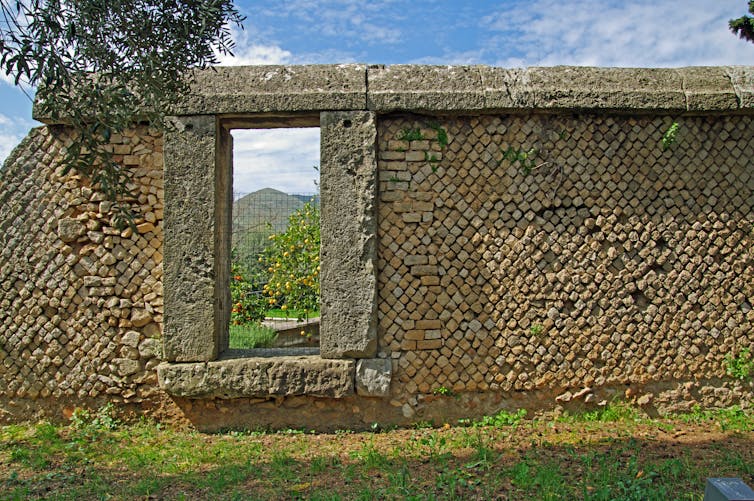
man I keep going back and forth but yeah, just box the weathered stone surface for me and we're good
[172,64,367,115]
[138,338,162,359]
[121,331,141,348]
[57,218,85,242]
[163,115,227,362]
[355,358,392,397]
[726,66,754,108]
[157,356,354,398]
[526,66,687,110]
[33,65,754,125]
[113,358,140,377]
[131,309,152,328]
[319,111,378,358]
[677,67,740,110]
[368,65,486,111]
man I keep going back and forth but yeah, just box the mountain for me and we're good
[232,188,318,269]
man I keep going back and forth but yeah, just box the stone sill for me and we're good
[157,354,354,399]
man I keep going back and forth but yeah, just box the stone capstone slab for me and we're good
[172,64,367,115]
[726,66,754,109]
[319,111,378,358]
[355,358,392,397]
[34,65,754,125]
[367,64,487,111]
[157,356,354,399]
[367,65,754,113]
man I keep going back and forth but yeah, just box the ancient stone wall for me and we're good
[2,65,753,429]
[0,126,166,421]
[376,113,754,415]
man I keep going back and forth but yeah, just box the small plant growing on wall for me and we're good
[501,145,541,175]
[725,347,753,381]
[263,201,320,322]
[398,127,424,142]
[662,122,680,150]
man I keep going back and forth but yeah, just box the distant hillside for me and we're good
[232,188,318,269]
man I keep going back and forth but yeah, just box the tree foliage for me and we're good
[0,0,244,226]
[262,202,320,321]
[730,1,754,44]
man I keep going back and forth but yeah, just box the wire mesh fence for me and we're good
[230,188,319,349]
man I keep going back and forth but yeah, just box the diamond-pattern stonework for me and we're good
[0,126,164,402]
[377,114,754,401]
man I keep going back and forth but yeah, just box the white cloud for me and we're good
[231,128,320,195]
[483,0,754,67]
[0,113,35,167]
[215,26,293,66]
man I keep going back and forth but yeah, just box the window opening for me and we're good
[229,127,321,354]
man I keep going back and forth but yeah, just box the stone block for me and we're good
[508,66,686,111]
[726,66,754,109]
[677,67,739,111]
[367,65,486,112]
[57,218,85,243]
[355,358,392,397]
[174,64,367,115]
[319,111,378,358]
[157,356,354,399]
[163,115,229,362]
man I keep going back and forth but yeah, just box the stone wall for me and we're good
[2,65,754,429]
[0,125,167,422]
[376,113,754,416]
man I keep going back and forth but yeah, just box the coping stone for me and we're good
[533,66,687,111]
[319,111,378,358]
[172,64,367,115]
[367,64,487,112]
[677,67,740,111]
[163,115,225,362]
[157,356,354,399]
[726,66,754,109]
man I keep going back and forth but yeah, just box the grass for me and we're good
[228,323,278,349]
[1,405,752,499]
[266,308,319,319]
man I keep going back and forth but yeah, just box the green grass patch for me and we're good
[228,323,278,349]
[266,307,319,319]
[1,405,753,499]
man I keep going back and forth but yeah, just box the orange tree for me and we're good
[229,253,267,326]
[262,202,320,320]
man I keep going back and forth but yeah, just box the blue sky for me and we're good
[2,0,754,193]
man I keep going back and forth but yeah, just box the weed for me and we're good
[678,405,753,432]
[432,386,453,396]
[475,408,527,428]
[530,323,543,336]
[419,432,450,464]
[725,347,753,381]
[398,127,424,142]
[349,441,390,469]
[432,124,449,148]
[662,121,680,150]
[563,400,640,423]
[501,145,540,175]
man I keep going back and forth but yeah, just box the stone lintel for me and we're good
[171,64,368,115]
[157,356,355,399]
[319,111,378,358]
[163,115,226,362]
